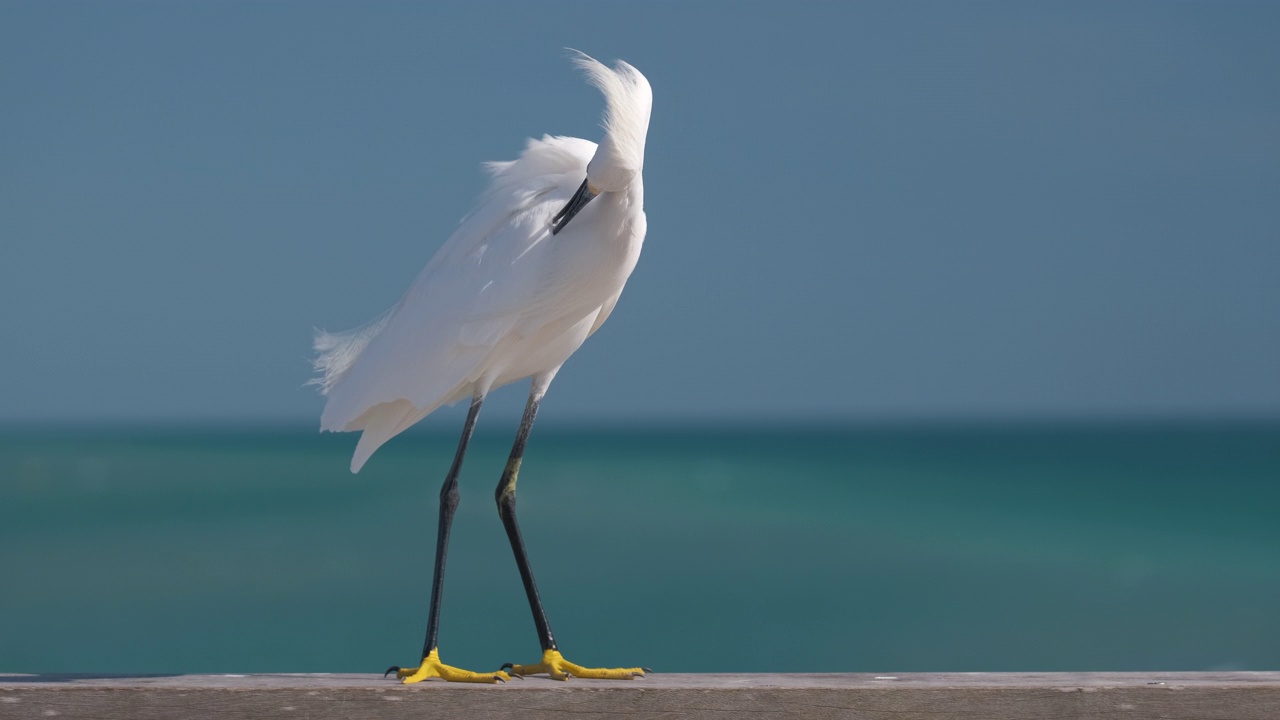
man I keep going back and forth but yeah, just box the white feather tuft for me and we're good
[310,309,394,396]
[483,135,596,189]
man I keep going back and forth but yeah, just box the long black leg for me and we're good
[495,382,558,652]
[419,393,484,658]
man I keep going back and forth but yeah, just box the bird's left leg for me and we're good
[386,393,509,684]
[495,373,647,681]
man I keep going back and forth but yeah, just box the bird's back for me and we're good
[313,135,626,471]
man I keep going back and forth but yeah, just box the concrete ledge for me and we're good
[3,672,1279,719]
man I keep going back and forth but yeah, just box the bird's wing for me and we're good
[317,137,597,442]
[418,135,596,279]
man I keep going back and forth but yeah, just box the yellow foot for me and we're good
[503,649,647,681]
[386,649,510,684]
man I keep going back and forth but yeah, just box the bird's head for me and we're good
[577,52,652,193]
[551,53,651,235]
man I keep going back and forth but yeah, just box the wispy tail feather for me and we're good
[310,309,394,397]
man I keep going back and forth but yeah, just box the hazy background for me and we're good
[2,1,1279,677]
[2,0,1277,426]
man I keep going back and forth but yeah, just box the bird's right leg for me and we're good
[496,374,647,681]
[385,393,509,684]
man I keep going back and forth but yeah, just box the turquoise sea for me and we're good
[2,421,1278,675]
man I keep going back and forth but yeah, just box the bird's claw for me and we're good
[389,650,511,683]
[505,649,647,680]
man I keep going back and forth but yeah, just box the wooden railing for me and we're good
[3,671,1279,719]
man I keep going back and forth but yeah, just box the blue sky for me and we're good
[2,1,1278,425]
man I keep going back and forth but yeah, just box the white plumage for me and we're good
[313,54,652,473]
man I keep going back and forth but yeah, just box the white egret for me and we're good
[311,53,652,683]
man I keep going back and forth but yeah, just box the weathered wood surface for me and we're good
[2,672,1278,719]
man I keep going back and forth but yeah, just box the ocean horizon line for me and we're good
[3,413,1279,438]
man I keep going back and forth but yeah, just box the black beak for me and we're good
[550,178,598,235]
